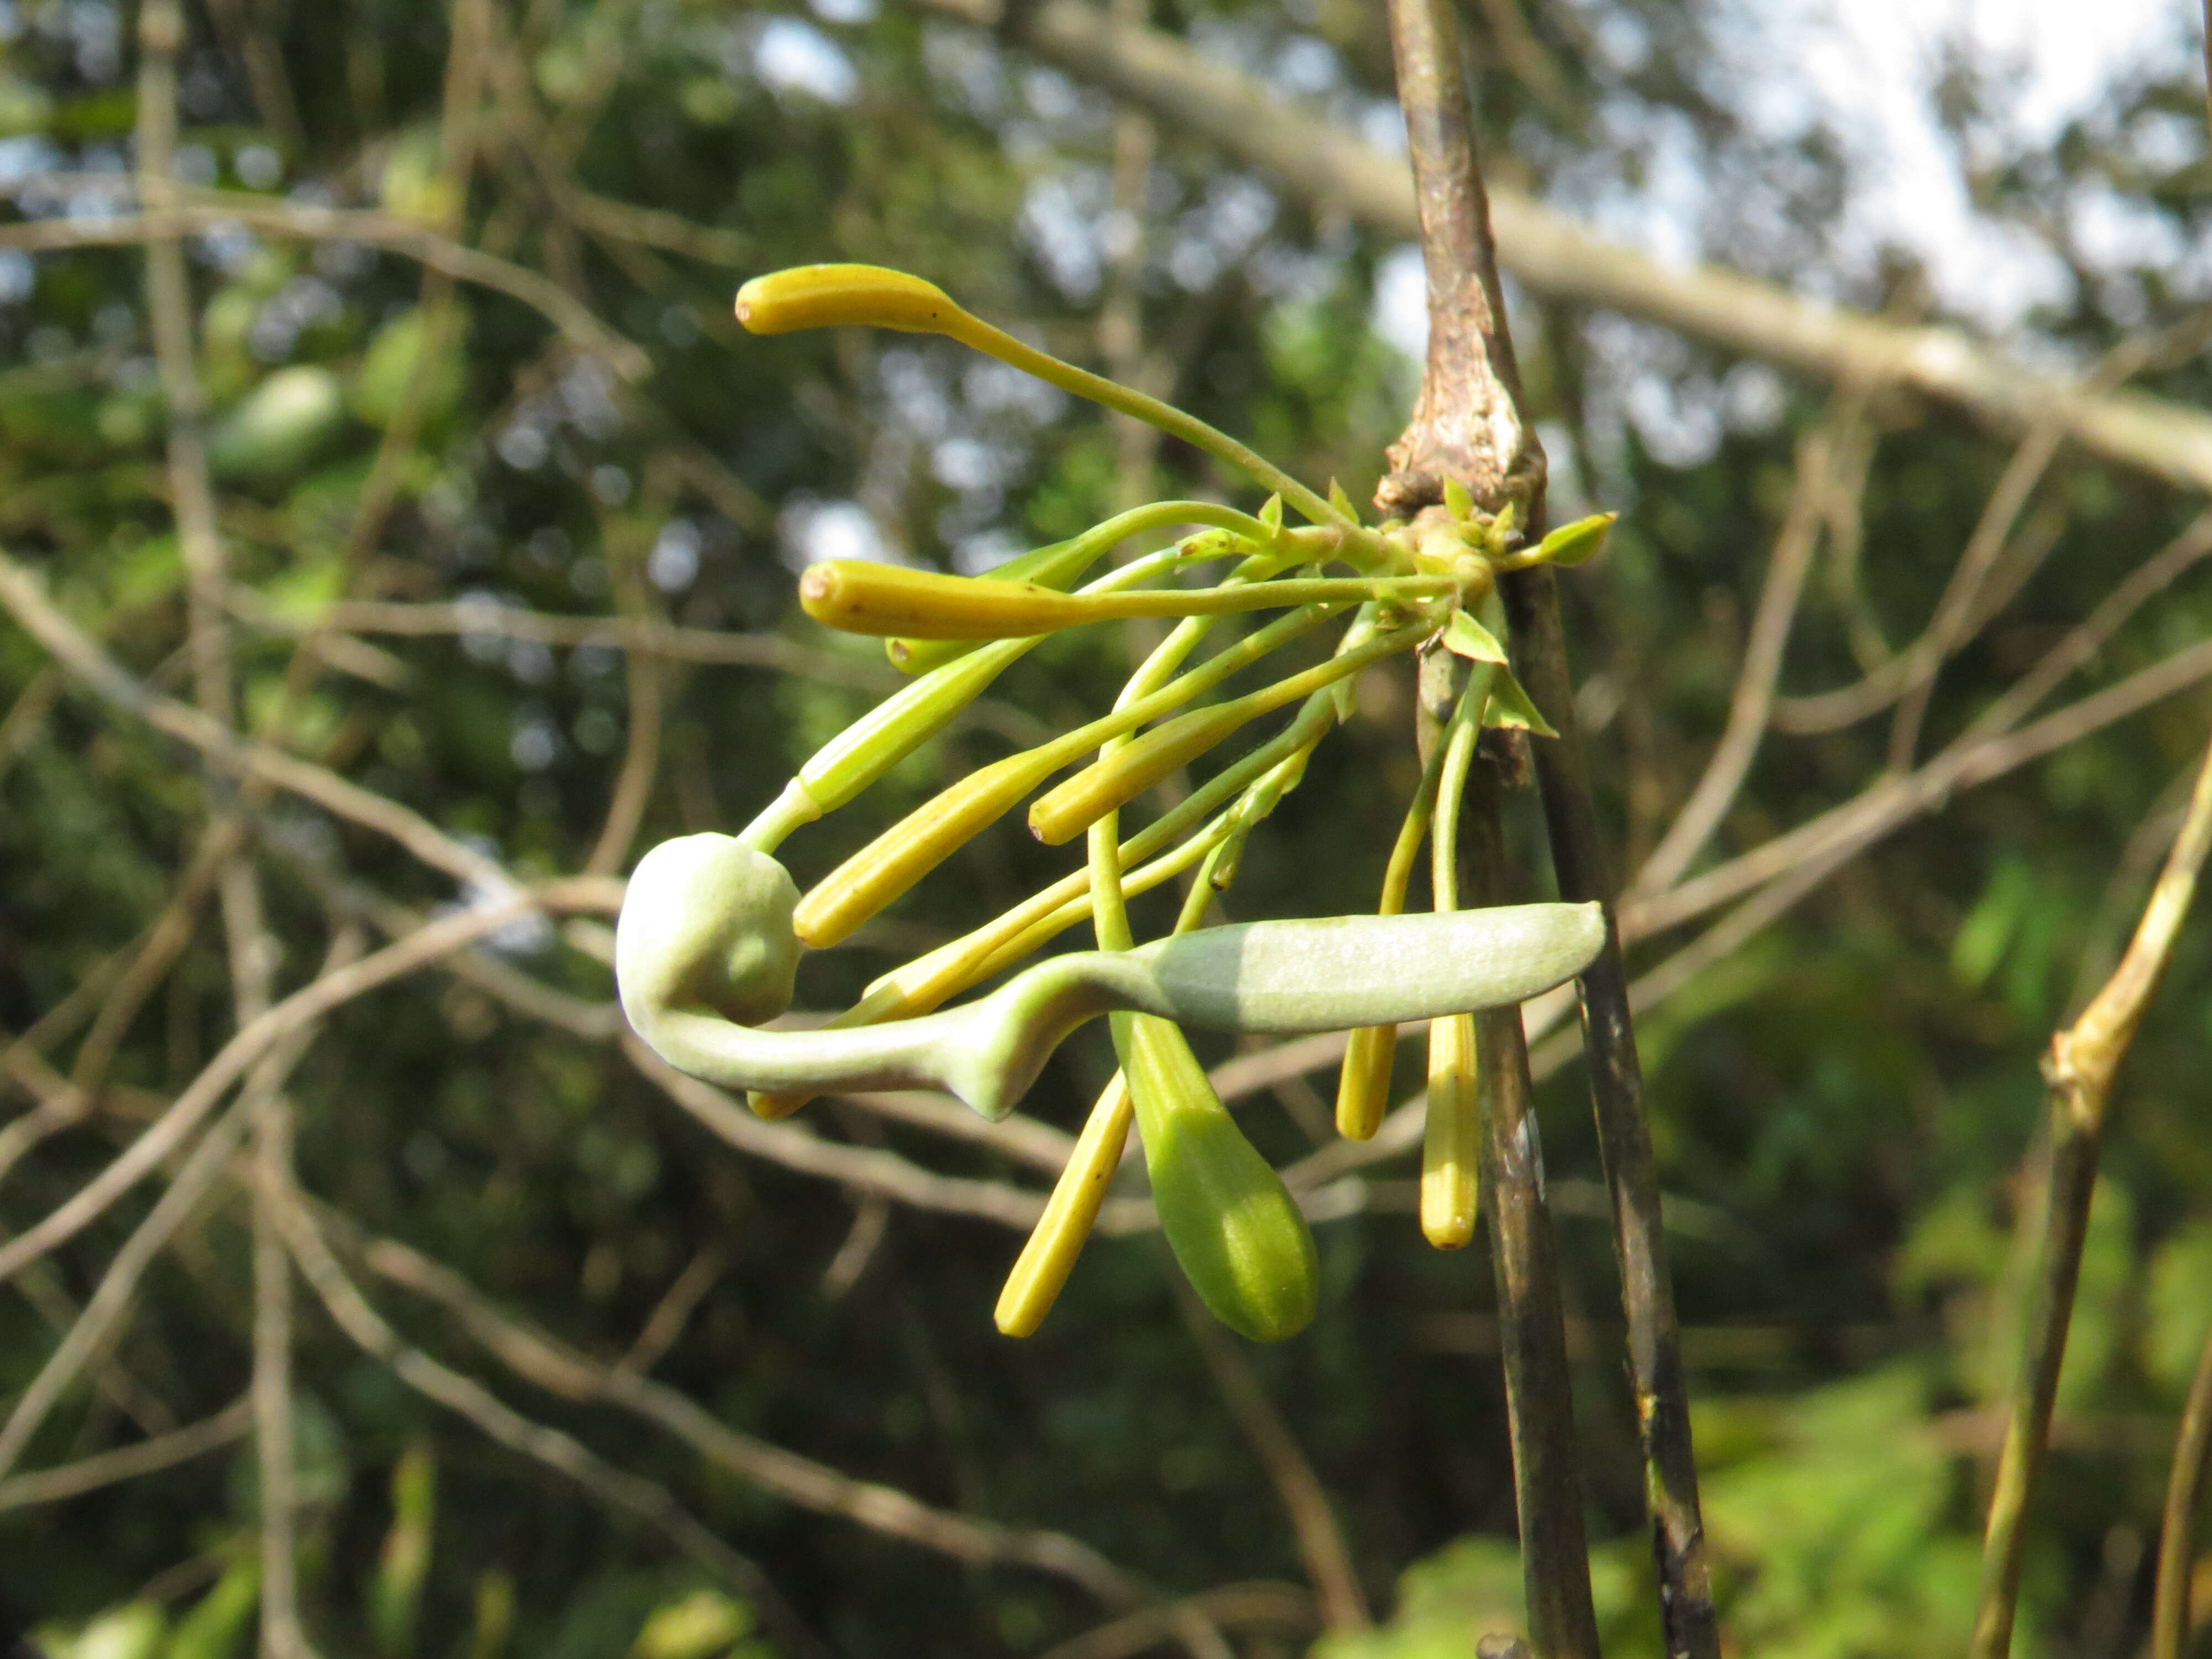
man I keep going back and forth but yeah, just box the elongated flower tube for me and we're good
[1335,1025,1398,1142]
[886,503,1271,675]
[748,707,1332,1120]
[1028,622,1425,846]
[1333,659,1467,1141]
[792,601,1338,947]
[616,833,1606,1120]
[800,560,1449,642]
[1117,1010,1318,1342]
[792,534,1283,826]
[1418,649,1495,1250]
[994,1073,1135,1337]
[1421,1013,1480,1249]
[737,264,1357,536]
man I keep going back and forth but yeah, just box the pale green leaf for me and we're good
[1480,666,1557,737]
[1439,609,1508,665]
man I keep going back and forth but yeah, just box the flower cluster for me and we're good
[614,267,1613,1340]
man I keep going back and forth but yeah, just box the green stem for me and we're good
[941,310,1357,535]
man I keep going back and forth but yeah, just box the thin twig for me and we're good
[1032,1582,1317,1659]
[585,500,669,877]
[0,1099,253,1482]
[1632,508,2212,943]
[2152,1314,2212,1659]
[0,884,598,1287]
[335,0,492,570]
[1170,1277,1371,1631]
[226,587,906,688]
[1,198,649,380]
[1970,729,2212,1659]
[932,0,2212,495]
[0,1395,254,1513]
[613,1244,727,1380]
[0,547,512,891]
[67,820,241,1106]
[324,1208,1158,1611]
[133,9,304,1639]
[267,1191,834,1659]
[625,1036,1054,1229]
[1632,399,1865,895]
[1466,766,1603,1659]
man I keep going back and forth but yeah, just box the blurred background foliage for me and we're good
[2,0,2211,1652]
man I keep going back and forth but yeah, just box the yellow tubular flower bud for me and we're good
[1420,1013,1480,1249]
[734,264,962,336]
[1027,622,1423,847]
[794,604,1335,948]
[1334,1022,1397,1141]
[887,512,1262,674]
[804,560,1447,643]
[1333,688,1457,1140]
[802,562,1079,641]
[792,747,1060,948]
[996,1073,1136,1336]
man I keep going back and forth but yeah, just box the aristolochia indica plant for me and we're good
[614,265,1615,1341]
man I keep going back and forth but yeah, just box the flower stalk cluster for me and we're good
[615,265,1615,1339]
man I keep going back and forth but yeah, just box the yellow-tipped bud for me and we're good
[735,264,962,336]
[1420,1013,1480,1249]
[1030,622,1418,848]
[995,1073,1135,1337]
[801,561,1079,641]
[792,748,1060,948]
[1334,1024,1397,1141]
[1029,702,1248,846]
[887,534,1110,673]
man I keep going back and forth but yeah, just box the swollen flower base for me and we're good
[614,264,1618,1340]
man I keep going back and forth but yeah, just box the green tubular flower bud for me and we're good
[619,833,1608,1121]
[995,1071,1135,1337]
[1514,510,1616,570]
[799,637,1031,812]
[735,264,959,335]
[1118,1012,1317,1342]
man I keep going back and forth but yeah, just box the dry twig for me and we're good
[1971,729,2212,1658]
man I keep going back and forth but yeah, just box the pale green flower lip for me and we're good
[615,834,1605,1120]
